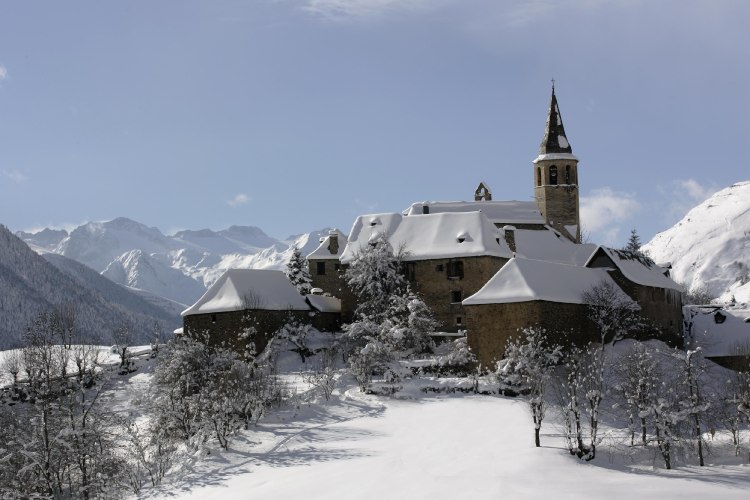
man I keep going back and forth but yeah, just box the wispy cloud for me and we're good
[227,193,251,207]
[1,169,28,184]
[0,65,7,81]
[662,178,719,222]
[302,0,436,20]
[580,187,641,246]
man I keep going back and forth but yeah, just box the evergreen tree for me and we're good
[285,245,313,295]
[624,228,642,254]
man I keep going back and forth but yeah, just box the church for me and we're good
[183,87,683,367]
[305,86,683,366]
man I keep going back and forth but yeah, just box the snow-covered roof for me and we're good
[533,153,579,163]
[512,227,596,265]
[463,258,620,306]
[306,229,348,261]
[306,295,342,313]
[182,269,309,316]
[402,200,544,225]
[685,305,750,357]
[340,211,513,264]
[585,247,682,291]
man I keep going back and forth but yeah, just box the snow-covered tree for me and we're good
[613,342,660,446]
[556,343,608,461]
[344,233,436,355]
[285,244,313,295]
[497,327,562,447]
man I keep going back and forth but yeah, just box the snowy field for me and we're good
[144,380,750,500]
[3,346,750,499]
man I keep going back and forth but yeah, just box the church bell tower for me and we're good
[533,84,581,243]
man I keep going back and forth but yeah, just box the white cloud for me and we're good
[0,65,7,81]
[1,169,28,183]
[580,187,641,246]
[302,0,436,20]
[227,193,251,207]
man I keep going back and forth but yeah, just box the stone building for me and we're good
[182,269,340,353]
[302,86,683,366]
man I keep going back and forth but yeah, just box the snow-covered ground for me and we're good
[3,346,750,499]
[149,385,749,500]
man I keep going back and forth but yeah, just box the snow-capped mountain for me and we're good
[17,218,335,306]
[643,181,750,303]
[0,224,181,349]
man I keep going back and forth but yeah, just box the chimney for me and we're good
[327,230,339,255]
[502,225,517,253]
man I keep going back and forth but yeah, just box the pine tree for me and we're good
[285,245,312,295]
[624,228,642,254]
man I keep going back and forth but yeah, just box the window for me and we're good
[211,314,217,324]
[549,166,558,185]
[536,166,541,187]
[403,262,417,281]
[455,317,463,326]
[422,205,430,214]
[565,165,571,184]
[334,263,341,271]
[435,264,445,272]
[451,290,463,303]
[447,259,464,279]
[714,311,727,324]
[316,261,326,275]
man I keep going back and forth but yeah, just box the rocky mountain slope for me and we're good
[643,181,750,304]
[0,225,181,349]
[17,218,333,306]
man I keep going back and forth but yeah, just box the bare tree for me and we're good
[305,347,339,401]
[113,325,135,375]
[582,280,644,346]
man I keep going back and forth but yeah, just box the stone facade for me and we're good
[307,260,356,323]
[465,300,599,368]
[184,308,340,353]
[309,255,508,332]
[534,159,580,243]
[407,256,508,332]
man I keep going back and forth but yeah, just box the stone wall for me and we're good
[308,259,356,322]
[409,256,508,332]
[184,308,341,354]
[607,269,683,346]
[465,300,598,368]
[310,255,507,331]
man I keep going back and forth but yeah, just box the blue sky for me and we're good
[1,0,748,246]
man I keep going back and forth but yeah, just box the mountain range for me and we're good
[17,218,333,306]
[0,224,181,349]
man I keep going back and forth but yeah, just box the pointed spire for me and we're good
[539,84,573,155]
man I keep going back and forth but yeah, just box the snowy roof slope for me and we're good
[463,258,618,305]
[306,295,342,313]
[642,181,750,303]
[586,247,682,291]
[340,211,513,264]
[685,306,750,357]
[403,201,544,225]
[513,228,596,265]
[182,269,309,316]
[307,229,348,260]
